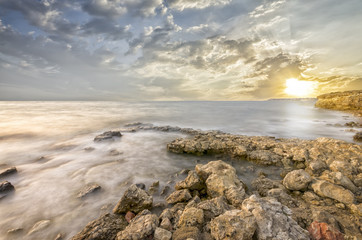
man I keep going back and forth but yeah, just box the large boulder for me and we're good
[175,170,204,191]
[71,214,127,240]
[242,195,309,240]
[113,184,153,214]
[154,227,172,240]
[177,207,204,228]
[311,180,355,205]
[283,170,312,191]
[210,209,257,240]
[172,226,201,240]
[116,210,158,240]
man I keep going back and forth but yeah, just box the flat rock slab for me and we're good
[77,183,101,198]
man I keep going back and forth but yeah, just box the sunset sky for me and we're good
[0,0,361,100]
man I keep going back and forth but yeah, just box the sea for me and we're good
[0,100,360,239]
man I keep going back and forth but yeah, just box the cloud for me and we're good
[167,0,232,11]
[81,18,132,40]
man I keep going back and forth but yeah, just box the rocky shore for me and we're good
[315,90,362,116]
[69,127,361,240]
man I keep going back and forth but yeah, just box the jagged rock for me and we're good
[248,150,282,165]
[177,207,204,228]
[116,210,158,240]
[266,188,297,208]
[252,176,283,197]
[175,170,204,191]
[0,181,15,193]
[166,189,192,204]
[197,196,232,221]
[308,221,344,240]
[242,195,309,240]
[154,227,172,240]
[307,160,327,174]
[148,181,160,195]
[0,167,17,178]
[77,183,101,198]
[172,226,201,240]
[113,184,153,214]
[28,220,51,235]
[160,217,173,231]
[283,170,312,191]
[350,204,362,217]
[94,131,122,142]
[210,209,257,240]
[311,180,355,205]
[71,213,127,240]
[320,171,357,193]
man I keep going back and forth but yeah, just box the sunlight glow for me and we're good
[284,78,316,97]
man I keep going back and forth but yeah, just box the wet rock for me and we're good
[7,228,23,235]
[136,183,146,190]
[308,221,344,240]
[172,226,201,240]
[283,170,312,191]
[210,209,257,240]
[320,171,357,193]
[154,227,172,240]
[148,181,160,195]
[116,210,158,240]
[72,213,127,240]
[175,170,204,191]
[77,183,101,198]
[0,181,15,193]
[94,131,122,142]
[166,189,192,204]
[0,167,17,178]
[108,149,122,156]
[28,220,51,235]
[197,196,232,221]
[353,132,362,142]
[311,180,355,205]
[113,184,153,214]
[177,207,204,228]
[125,211,135,223]
[161,185,171,196]
[242,195,309,240]
[54,233,64,240]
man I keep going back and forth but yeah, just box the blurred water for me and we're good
[0,100,360,239]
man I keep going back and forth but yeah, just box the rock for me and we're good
[0,167,17,178]
[0,181,15,193]
[350,204,362,217]
[195,160,236,181]
[136,183,146,190]
[160,217,173,231]
[210,209,257,240]
[116,210,158,240]
[315,90,362,114]
[175,171,204,191]
[353,132,362,142]
[197,196,232,222]
[242,195,309,240]
[7,228,23,235]
[308,221,344,240]
[308,160,327,174]
[154,227,172,240]
[161,186,171,196]
[77,183,101,198]
[125,211,135,223]
[248,150,282,165]
[166,189,192,204]
[252,176,283,197]
[177,207,204,228]
[94,131,122,142]
[172,226,201,240]
[320,171,357,192]
[28,220,51,235]
[148,181,160,195]
[283,170,312,191]
[54,233,63,240]
[311,180,355,205]
[113,184,153,214]
[72,213,127,240]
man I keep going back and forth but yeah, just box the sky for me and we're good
[0,0,361,101]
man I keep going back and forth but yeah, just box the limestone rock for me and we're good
[0,167,17,178]
[71,214,127,240]
[311,180,355,205]
[172,226,201,240]
[242,195,309,240]
[154,227,172,240]
[28,220,51,235]
[166,189,192,204]
[248,150,282,165]
[195,160,236,181]
[113,184,153,214]
[77,183,101,198]
[197,196,232,221]
[177,207,204,228]
[320,171,357,193]
[308,221,344,240]
[283,170,312,191]
[175,171,204,191]
[210,209,257,240]
[116,210,158,240]
[315,90,362,113]
[94,131,122,142]
[252,176,283,197]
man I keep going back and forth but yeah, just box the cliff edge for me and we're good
[315,90,362,116]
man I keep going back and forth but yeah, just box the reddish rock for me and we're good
[125,211,135,223]
[308,221,344,240]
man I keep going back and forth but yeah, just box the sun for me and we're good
[284,78,316,97]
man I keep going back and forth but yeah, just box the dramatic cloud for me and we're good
[0,0,361,100]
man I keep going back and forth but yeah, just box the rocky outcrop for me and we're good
[94,131,122,142]
[113,184,153,214]
[166,189,192,204]
[71,214,127,240]
[315,90,362,115]
[311,180,355,205]
[0,167,17,178]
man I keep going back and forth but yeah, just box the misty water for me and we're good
[0,100,360,239]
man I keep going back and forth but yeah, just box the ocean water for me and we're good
[0,100,360,239]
